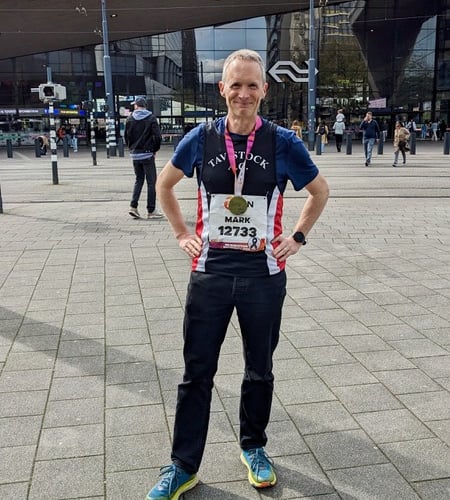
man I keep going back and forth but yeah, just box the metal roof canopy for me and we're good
[0,0,345,61]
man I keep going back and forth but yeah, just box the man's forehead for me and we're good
[225,61,263,82]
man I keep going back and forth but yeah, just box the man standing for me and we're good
[360,111,380,166]
[124,97,163,219]
[146,49,329,500]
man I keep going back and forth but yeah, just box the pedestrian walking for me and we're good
[332,116,345,152]
[360,111,380,166]
[125,97,163,219]
[392,121,410,167]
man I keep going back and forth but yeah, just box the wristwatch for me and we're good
[292,231,307,245]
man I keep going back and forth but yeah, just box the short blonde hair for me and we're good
[221,49,266,84]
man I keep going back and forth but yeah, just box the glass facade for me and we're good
[0,0,447,144]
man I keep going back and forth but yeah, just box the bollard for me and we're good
[444,132,450,155]
[34,138,41,158]
[6,139,13,158]
[0,184,3,214]
[377,133,384,155]
[118,137,125,157]
[346,132,352,155]
[315,134,322,155]
[409,131,416,155]
[63,136,70,157]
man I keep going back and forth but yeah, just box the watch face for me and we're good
[293,231,305,244]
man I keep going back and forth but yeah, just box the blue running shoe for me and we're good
[146,464,198,500]
[240,448,277,488]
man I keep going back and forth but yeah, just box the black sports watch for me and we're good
[292,231,307,245]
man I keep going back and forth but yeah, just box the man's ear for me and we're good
[218,81,225,97]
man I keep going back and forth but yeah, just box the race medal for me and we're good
[228,195,247,215]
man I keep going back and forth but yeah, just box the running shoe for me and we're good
[146,464,198,500]
[240,447,277,488]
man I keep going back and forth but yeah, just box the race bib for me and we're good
[208,194,267,251]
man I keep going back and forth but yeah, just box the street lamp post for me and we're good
[307,0,317,151]
[101,0,116,157]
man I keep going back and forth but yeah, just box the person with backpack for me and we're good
[125,96,163,219]
[332,115,346,152]
[315,120,329,153]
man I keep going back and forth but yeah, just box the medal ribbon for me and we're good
[224,116,262,196]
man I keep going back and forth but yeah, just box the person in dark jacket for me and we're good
[360,111,380,166]
[124,97,163,219]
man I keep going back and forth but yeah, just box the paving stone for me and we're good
[53,355,105,377]
[106,361,157,385]
[106,468,160,500]
[10,334,60,352]
[0,445,35,483]
[37,423,103,459]
[336,334,391,353]
[105,432,169,472]
[413,355,450,378]
[354,408,434,443]
[273,356,316,379]
[284,329,338,348]
[287,401,358,435]
[314,363,378,387]
[332,384,403,413]
[105,328,150,345]
[0,369,52,392]
[3,350,56,371]
[28,455,104,499]
[276,377,336,405]
[43,397,104,428]
[388,338,449,358]
[321,320,373,336]
[375,369,442,394]
[58,339,105,357]
[380,438,450,481]
[0,390,48,417]
[49,375,104,400]
[398,391,450,421]
[0,415,42,447]
[354,350,415,371]
[327,463,421,500]
[413,478,450,499]
[0,482,29,500]
[304,429,387,470]
[106,404,166,437]
[299,345,356,366]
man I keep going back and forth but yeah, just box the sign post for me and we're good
[36,68,67,185]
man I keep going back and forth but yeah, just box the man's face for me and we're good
[218,60,268,120]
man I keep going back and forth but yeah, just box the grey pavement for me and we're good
[0,140,449,500]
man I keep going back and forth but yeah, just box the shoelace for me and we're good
[158,465,179,490]
[247,449,274,475]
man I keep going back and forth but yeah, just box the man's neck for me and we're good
[226,115,258,135]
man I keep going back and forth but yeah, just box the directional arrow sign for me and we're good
[268,61,318,83]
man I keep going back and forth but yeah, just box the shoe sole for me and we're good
[240,453,277,489]
[146,475,199,500]
[128,211,140,218]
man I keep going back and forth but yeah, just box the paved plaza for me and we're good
[0,140,450,499]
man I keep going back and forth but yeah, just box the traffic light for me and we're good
[38,83,67,101]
